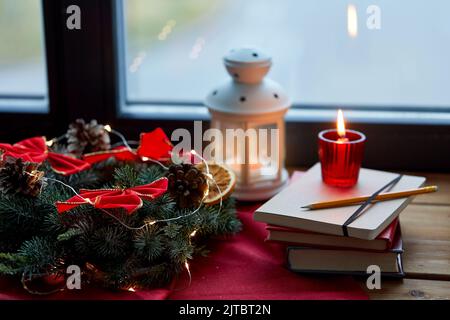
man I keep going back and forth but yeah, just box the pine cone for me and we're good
[0,157,45,197]
[66,119,111,155]
[166,163,208,208]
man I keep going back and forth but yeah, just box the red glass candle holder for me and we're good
[318,129,366,187]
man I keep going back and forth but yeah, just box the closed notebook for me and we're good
[266,218,398,251]
[254,163,425,240]
[287,226,404,277]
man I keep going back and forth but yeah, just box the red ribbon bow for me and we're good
[83,128,173,165]
[56,177,168,214]
[0,137,90,176]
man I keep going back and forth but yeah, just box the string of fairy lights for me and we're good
[25,124,225,293]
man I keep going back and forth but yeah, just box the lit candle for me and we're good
[318,110,366,187]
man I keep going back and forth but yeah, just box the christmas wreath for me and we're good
[0,120,241,293]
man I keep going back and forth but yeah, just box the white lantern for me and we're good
[205,47,291,201]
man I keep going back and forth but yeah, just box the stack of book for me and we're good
[254,163,426,277]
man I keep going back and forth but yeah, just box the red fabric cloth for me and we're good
[0,137,90,175]
[56,178,169,214]
[169,205,368,300]
[0,204,367,300]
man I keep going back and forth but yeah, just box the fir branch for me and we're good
[38,180,73,207]
[113,165,139,189]
[137,164,166,184]
[43,212,66,235]
[18,237,61,276]
[168,238,193,264]
[0,196,39,222]
[0,252,27,275]
[63,170,102,190]
[133,225,164,262]
[57,228,84,242]
[91,226,131,260]
[139,193,177,220]
[72,217,97,257]
[163,223,182,239]
[44,161,106,190]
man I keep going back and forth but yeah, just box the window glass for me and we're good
[0,0,47,99]
[122,0,450,108]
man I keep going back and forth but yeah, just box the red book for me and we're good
[266,218,399,251]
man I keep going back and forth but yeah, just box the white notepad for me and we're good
[254,163,425,240]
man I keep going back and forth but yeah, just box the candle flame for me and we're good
[337,109,346,138]
[347,4,358,38]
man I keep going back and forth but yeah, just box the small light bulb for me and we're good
[184,261,190,271]
[104,125,112,133]
[148,220,156,226]
[190,150,197,155]
[190,230,198,237]
[46,139,54,147]
[128,287,136,292]
[141,156,150,161]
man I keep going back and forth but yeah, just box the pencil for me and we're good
[301,185,438,210]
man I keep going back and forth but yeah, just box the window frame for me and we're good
[1,0,449,172]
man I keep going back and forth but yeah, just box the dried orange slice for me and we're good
[196,163,236,205]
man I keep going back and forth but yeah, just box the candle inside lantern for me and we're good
[318,110,366,187]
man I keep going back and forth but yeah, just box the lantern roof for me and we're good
[205,47,291,115]
[224,47,272,69]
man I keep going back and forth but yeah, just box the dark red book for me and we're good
[266,218,399,251]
